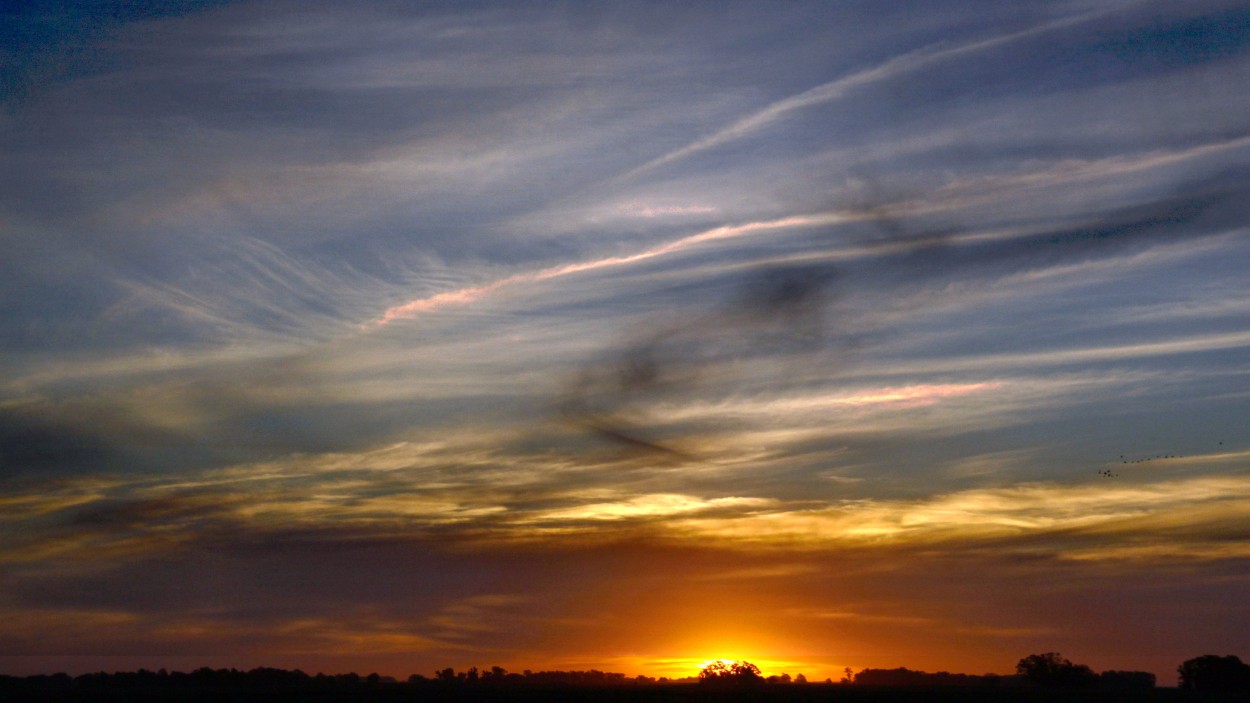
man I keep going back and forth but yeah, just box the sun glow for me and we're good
[638,653,809,680]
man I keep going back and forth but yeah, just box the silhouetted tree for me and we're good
[853,668,987,687]
[730,661,761,683]
[1099,670,1155,689]
[1178,655,1250,692]
[1015,652,1097,688]
[699,660,762,684]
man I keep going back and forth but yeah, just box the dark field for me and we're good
[4,678,1249,703]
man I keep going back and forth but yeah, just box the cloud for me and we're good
[6,435,1248,563]
[528,494,770,523]
[616,203,719,218]
[375,212,853,324]
[660,475,1250,557]
[616,1,1143,180]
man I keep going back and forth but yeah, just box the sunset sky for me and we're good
[3,0,1250,684]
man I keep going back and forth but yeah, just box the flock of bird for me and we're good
[1100,441,1226,477]
[1119,453,1181,464]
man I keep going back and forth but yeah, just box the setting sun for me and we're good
[629,654,817,681]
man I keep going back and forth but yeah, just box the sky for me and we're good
[3,0,1250,684]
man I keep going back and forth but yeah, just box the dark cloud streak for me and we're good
[556,166,1249,458]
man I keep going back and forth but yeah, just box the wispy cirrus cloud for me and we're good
[5,433,1247,559]
[616,1,1144,181]
[375,212,854,324]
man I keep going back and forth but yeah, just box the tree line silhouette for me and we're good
[848,652,1250,693]
[2,653,1248,701]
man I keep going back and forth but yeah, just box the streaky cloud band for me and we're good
[374,212,856,325]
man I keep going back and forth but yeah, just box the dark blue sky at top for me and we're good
[2,0,1248,469]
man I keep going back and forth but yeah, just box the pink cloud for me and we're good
[376,212,850,325]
